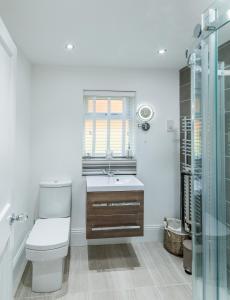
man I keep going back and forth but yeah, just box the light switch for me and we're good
[167,120,175,132]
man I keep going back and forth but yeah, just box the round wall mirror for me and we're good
[136,105,154,122]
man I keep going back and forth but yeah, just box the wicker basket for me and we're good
[163,218,189,257]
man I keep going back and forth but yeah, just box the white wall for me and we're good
[31,66,180,245]
[13,50,32,292]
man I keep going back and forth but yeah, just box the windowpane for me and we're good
[111,99,123,113]
[95,120,107,156]
[95,99,108,113]
[87,99,94,113]
[110,120,123,156]
[84,120,93,156]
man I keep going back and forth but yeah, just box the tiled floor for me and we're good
[15,242,192,300]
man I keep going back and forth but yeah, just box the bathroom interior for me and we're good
[0,0,230,299]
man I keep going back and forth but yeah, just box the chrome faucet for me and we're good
[107,170,115,177]
[104,150,115,176]
[103,169,115,177]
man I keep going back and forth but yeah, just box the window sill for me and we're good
[82,158,137,176]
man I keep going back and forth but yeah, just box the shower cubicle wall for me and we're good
[190,1,230,300]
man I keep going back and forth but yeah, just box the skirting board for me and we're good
[13,233,29,295]
[71,225,164,246]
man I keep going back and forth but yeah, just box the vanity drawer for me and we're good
[87,213,143,226]
[87,214,143,239]
[87,191,143,202]
[87,199,143,215]
[87,191,144,215]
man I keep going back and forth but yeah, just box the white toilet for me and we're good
[26,180,72,293]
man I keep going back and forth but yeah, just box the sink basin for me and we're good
[86,175,144,192]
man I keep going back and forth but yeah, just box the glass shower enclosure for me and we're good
[190,1,230,299]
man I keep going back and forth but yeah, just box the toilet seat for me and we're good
[26,217,70,262]
[26,217,70,251]
[26,244,68,262]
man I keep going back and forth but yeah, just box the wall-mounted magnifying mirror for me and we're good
[136,105,154,131]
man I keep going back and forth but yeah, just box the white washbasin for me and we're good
[86,175,144,192]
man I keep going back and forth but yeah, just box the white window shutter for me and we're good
[83,91,135,158]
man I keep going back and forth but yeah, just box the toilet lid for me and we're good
[26,218,70,251]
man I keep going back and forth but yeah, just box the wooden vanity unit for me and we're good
[86,189,144,239]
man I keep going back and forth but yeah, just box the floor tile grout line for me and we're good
[140,247,189,286]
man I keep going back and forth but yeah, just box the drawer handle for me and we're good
[109,202,141,207]
[92,203,108,207]
[91,225,141,232]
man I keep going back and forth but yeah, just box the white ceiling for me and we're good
[0,0,213,69]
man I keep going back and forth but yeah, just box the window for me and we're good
[83,91,135,158]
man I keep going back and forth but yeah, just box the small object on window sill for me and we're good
[126,147,133,158]
[106,150,113,160]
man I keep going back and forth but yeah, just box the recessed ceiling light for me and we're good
[157,49,167,55]
[65,43,75,51]
[227,9,230,19]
